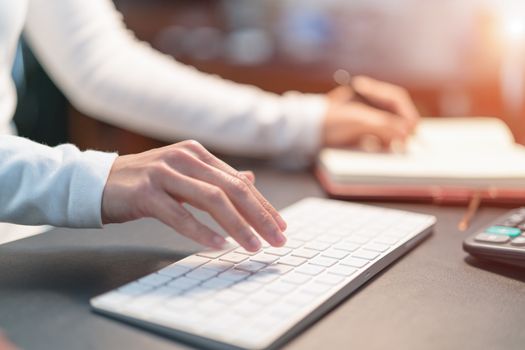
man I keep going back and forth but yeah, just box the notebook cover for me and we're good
[315,166,525,205]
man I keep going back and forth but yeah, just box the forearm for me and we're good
[23,0,327,162]
[0,136,116,227]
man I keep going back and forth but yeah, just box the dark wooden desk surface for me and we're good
[1,165,524,350]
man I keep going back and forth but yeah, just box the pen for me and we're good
[458,191,482,231]
[333,69,405,153]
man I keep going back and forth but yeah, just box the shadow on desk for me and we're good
[464,256,525,283]
[0,245,185,299]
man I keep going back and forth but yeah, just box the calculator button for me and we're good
[484,226,521,238]
[474,233,510,244]
[510,237,525,246]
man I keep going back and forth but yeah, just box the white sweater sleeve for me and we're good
[23,0,327,164]
[0,135,117,227]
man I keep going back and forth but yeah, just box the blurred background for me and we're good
[12,0,525,153]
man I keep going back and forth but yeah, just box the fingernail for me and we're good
[274,232,287,246]
[276,215,287,231]
[247,236,261,251]
[212,235,226,248]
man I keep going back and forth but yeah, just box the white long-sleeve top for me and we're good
[0,0,326,230]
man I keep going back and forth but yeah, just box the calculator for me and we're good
[463,208,525,267]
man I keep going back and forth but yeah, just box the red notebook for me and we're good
[315,117,525,205]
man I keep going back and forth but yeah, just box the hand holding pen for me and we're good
[321,69,420,152]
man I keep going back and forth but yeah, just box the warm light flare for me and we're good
[503,18,525,40]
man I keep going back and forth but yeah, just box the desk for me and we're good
[0,164,524,350]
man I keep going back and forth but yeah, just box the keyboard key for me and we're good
[301,282,332,296]
[295,264,325,276]
[167,277,201,291]
[201,277,234,290]
[352,249,380,261]
[485,226,521,238]
[217,269,251,282]
[286,291,316,306]
[364,242,390,253]
[268,302,301,317]
[248,270,280,284]
[304,241,331,251]
[292,232,317,241]
[157,264,189,278]
[126,287,179,313]
[220,253,249,264]
[263,263,293,275]
[234,281,263,294]
[119,282,153,296]
[197,247,234,259]
[188,287,218,300]
[234,248,260,256]
[316,235,341,244]
[233,301,263,316]
[138,273,173,287]
[278,256,307,267]
[265,247,292,256]
[202,260,234,273]
[309,256,338,267]
[235,260,267,273]
[197,300,226,314]
[165,296,196,310]
[267,281,297,294]
[333,242,360,252]
[474,233,510,244]
[341,257,369,268]
[315,274,344,286]
[383,229,409,239]
[511,237,525,246]
[291,248,319,259]
[345,235,369,245]
[250,253,279,265]
[375,236,399,245]
[284,239,304,249]
[250,290,280,305]
[321,249,349,260]
[282,272,312,285]
[185,267,218,281]
[215,290,245,304]
[329,264,358,277]
[176,255,210,270]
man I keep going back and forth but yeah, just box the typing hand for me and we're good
[101,140,287,252]
[322,75,420,150]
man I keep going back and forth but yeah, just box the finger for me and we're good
[146,191,227,249]
[182,141,287,232]
[327,85,355,103]
[239,170,255,184]
[159,170,262,251]
[352,76,420,129]
[175,158,285,247]
[352,103,411,147]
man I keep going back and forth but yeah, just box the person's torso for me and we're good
[0,0,28,135]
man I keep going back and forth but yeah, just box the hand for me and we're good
[101,140,287,252]
[322,75,420,150]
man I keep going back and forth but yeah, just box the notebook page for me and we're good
[319,117,525,186]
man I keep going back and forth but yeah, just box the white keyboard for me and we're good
[91,198,435,349]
